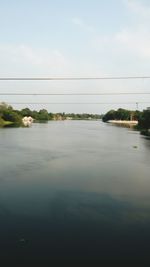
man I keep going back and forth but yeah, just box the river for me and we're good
[0,121,150,266]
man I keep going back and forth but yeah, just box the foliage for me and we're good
[63,113,102,120]
[102,110,116,122]
[138,109,150,130]
[0,102,22,126]
[18,109,102,121]
[38,109,49,121]
[1,103,149,136]
[102,108,141,122]
[19,108,33,117]
[102,108,150,136]
[0,103,102,127]
[19,108,49,121]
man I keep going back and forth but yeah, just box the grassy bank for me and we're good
[0,117,14,127]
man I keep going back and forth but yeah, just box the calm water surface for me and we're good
[0,121,150,266]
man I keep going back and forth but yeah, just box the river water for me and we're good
[0,121,150,266]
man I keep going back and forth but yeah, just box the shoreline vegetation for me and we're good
[108,120,138,126]
[0,117,14,126]
[0,102,102,127]
[0,103,150,136]
[102,108,150,136]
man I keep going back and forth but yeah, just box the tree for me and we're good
[20,108,33,117]
[38,109,49,121]
[138,109,150,129]
[102,110,116,122]
[0,102,22,126]
[102,108,139,122]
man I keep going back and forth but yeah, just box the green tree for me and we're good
[0,102,22,126]
[38,109,49,121]
[20,108,33,117]
[102,110,116,122]
[138,109,150,129]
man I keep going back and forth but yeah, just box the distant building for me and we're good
[147,107,150,110]
[22,116,33,126]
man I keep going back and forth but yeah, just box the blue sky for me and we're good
[0,0,150,113]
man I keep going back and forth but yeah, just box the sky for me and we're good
[0,0,150,113]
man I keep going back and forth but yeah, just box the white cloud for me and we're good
[72,17,84,27]
[92,27,150,62]
[125,0,150,17]
[92,0,150,61]
[71,17,95,33]
[0,44,70,75]
[115,28,150,59]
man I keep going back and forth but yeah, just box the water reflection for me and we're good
[0,190,150,266]
[0,121,150,266]
[49,190,150,225]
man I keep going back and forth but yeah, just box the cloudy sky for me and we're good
[0,0,150,113]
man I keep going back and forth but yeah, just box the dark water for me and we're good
[0,121,150,266]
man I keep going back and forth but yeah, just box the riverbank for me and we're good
[0,117,14,127]
[140,129,150,136]
[102,108,150,137]
[108,120,138,126]
[108,120,150,136]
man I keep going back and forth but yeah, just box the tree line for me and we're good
[1,103,149,136]
[17,107,102,121]
[0,103,102,127]
[102,108,150,136]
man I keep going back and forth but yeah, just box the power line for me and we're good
[7,102,150,105]
[0,76,150,80]
[0,92,150,96]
